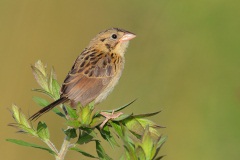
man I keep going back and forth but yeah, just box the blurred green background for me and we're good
[1,0,240,159]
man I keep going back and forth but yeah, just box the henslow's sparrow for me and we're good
[29,28,136,120]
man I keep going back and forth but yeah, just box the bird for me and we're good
[29,28,136,121]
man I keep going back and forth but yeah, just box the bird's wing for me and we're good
[61,49,121,106]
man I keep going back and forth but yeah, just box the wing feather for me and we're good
[61,49,120,106]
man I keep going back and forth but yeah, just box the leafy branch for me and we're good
[7,60,166,160]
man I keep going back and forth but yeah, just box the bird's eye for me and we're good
[111,34,117,39]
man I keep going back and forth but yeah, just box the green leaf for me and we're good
[154,156,165,160]
[48,68,54,95]
[8,123,37,136]
[122,143,136,160]
[52,79,60,99]
[157,136,167,149]
[100,125,119,148]
[66,105,78,119]
[152,136,167,159]
[19,113,31,128]
[52,107,66,118]
[32,97,65,118]
[121,125,140,147]
[70,147,98,159]
[133,111,161,118]
[37,121,50,140]
[33,96,49,107]
[66,120,81,128]
[79,106,93,126]
[110,121,123,137]
[136,117,164,129]
[31,88,53,98]
[112,114,132,122]
[124,117,145,136]
[31,65,49,92]
[140,126,154,160]
[77,129,96,144]
[34,60,47,76]
[95,141,112,160]
[88,101,95,110]
[6,139,56,155]
[11,104,31,129]
[64,128,77,139]
[102,99,137,113]
[135,118,162,138]
[135,146,146,160]
[90,116,104,128]
[11,104,21,123]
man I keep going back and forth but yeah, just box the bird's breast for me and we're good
[95,57,125,104]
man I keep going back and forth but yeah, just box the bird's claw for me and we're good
[99,111,123,129]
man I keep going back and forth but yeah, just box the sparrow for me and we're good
[29,28,136,121]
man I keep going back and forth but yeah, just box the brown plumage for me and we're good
[29,28,136,121]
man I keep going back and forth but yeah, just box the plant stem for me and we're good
[44,139,59,155]
[56,105,71,160]
[56,136,71,160]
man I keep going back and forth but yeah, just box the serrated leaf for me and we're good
[66,105,78,119]
[64,128,77,139]
[70,147,98,159]
[37,121,50,140]
[6,139,56,155]
[95,141,112,160]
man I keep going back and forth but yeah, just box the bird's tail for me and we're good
[29,97,68,121]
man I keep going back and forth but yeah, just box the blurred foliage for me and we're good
[7,61,165,159]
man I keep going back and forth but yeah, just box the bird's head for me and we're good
[88,28,136,56]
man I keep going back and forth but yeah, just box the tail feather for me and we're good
[29,97,68,121]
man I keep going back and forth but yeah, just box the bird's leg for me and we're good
[99,110,123,129]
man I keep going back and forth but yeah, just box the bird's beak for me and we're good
[119,33,136,42]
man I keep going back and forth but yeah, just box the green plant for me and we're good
[7,60,166,160]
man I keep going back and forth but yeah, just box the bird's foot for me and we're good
[99,110,123,129]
